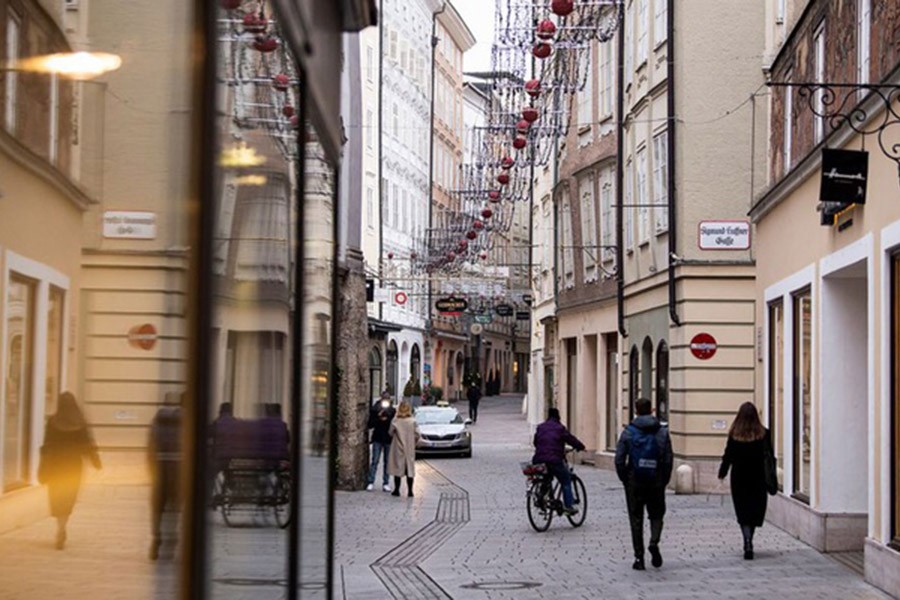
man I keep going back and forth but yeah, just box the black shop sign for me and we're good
[435,297,468,313]
[819,148,868,226]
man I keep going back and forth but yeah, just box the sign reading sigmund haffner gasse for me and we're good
[698,220,751,250]
[103,211,157,239]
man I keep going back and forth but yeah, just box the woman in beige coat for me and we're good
[388,402,420,497]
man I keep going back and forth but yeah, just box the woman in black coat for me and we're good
[39,392,102,549]
[718,402,773,560]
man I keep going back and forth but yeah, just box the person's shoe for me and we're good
[632,557,645,570]
[407,491,415,498]
[562,506,579,516]
[391,489,400,497]
[744,548,754,560]
[382,484,392,492]
[648,545,663,568]
[365,483,374,491]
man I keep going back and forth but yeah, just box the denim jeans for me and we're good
[546,461,574,508]
[368,441,390,485]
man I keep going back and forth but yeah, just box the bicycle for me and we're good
[521,449,587,531]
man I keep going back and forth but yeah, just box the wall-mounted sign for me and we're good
[365,279,375,302]
[698,221,750,251]
[494,304,514,317]
[474,314,493,324]
[516,311,530,321]
[470,323,484,336]
[103,211,157,239]
[820,148,867,204]
[394,291,408,305]
[689,332,717,360]
[522,294,533,305]
[128,323,158,350]
[435,297,468,313]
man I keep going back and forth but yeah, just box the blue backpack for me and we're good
[627,424,660,483]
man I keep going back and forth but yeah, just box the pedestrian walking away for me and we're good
[466,383,482,423]
[615,398,673,570]
[37,392,102,550]
[367,391,396,492]
[148,393,183,560]
[718,401,777,560]
[388,402,420,497]
[532,408,586,515]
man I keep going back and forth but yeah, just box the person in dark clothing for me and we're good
[466,384,482,423]
[532,408,586,514]
[38,392,102,550]
[615,398,673,571]
[718,401,774,560]
[366,392,396,492]
[148,394,183,560]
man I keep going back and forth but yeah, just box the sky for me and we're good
[451,0,496,73]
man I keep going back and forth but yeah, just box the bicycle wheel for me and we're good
[566,475,587,527]
[526,481,553,532]
[273,471,292,529]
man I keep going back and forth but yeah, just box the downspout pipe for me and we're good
[428,2,447,333]
[615,6,626,337]
[378,0,385,322]
[666,0,681,327]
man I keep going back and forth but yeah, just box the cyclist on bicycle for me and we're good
[532,408,586,515]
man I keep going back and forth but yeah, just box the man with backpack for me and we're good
[615,397,674,571]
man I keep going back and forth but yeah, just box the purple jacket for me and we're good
[532,418,585,464]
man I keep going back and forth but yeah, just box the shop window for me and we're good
[3,275,35,491]
[605,334,619,450]
[768,300,785,490]
[656,340,668,424]
[45,286,65,410]
[640,337,653,402]
[891,254,900,545]
[792,289,812,502]
[369,347,382,403]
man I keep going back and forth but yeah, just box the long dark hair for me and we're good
[729,402,766,442]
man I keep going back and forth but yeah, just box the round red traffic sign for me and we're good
[394,291,408,305]
[690,333,717,360]
[128,323,158,350]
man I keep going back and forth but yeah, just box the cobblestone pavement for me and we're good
[335,394,893,600]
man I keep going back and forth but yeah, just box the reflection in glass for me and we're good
[793,292,812,500]
[4,276,35,491]
[769,301,785,488]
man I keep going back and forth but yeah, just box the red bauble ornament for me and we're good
[253,36,279,52]
[488,190,501,201]
[480,252,488,260]
[516,119,531,134]
[473,220,484,230]
[220,0,242,9]
[501,156,515,170]
[273,74,290,91]
[522,107,539,123]
[533,43,552,59]
[513,135,528,150]
[410,252,417,260]
[243,13,268,33]
[481,208,493,219]
[290,115,300,129]
[536,19,557,40]
[551,0,575,17]
[448,252,457,261]
[466,230,478,240]
[458,239,469,251]
[387,252,394,259]
[282,104,295,118]
[497,173,510,185]
[525,79,542,98]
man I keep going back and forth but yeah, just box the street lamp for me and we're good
[5,51,122,80]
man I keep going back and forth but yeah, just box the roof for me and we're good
[438,1,477,52]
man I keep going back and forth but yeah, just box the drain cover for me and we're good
[461,581,542,591]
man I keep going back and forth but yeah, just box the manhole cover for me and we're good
[461,581,543,591]
[214,578,287,587]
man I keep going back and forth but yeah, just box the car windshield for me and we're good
[415,410,463,425]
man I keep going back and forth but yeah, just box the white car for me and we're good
[415,406,472,458]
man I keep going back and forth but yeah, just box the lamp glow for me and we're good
[13,52,122,79]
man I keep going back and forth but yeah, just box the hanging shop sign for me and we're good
[103,211,157,239]
[819,148,868,225]
[365,278,375,302]
[475,314,493,324]
[689,332,717,360]
[516,311,530,321]
[698,220,750,251]
[522,293,533,305]
[495,304,514,317]
[436,297,468,313]
[470,323,484,336]
[394,291,408,305]
[128,323,158,350]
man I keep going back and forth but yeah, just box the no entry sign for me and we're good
[690,333,717,360]
[394,291,408,305]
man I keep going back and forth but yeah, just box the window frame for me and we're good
[791,288,813,503]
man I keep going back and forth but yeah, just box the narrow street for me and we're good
[335,395,889,600]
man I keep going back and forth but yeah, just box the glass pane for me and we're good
[894,257,900,542]
[4,276,35,491]
[45,287,64,412]
[793,292,812,499]
[769,302,785,489]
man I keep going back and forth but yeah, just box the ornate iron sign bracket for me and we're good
[768,82,900,183]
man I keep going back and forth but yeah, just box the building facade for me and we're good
[752,0,900,594]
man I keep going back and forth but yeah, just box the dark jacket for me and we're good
[614,415,673,487]
[466,386,482,404]
[532,418,585,464]
[40,422,101,518]
[718,429,772,527]
[368,402,396,445]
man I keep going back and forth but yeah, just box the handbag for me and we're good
[763,436,778,496]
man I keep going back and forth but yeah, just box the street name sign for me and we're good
[698,220,750,251]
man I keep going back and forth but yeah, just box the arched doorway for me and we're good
[641,337,654,404]
[410,344,421,384]
[656,341,669,424]
[629,345,639,421]
[369,346,382,404]
[386,340,398,398]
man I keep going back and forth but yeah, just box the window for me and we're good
[768,300,785,490]
[49,75,59,164]
[562,192,574,288]
[656,341,669,424]
[652,131,668,232]
[776,0,786,24]
[783,69,793,174]
[366,45,374,82]
[389,29,398,61]
[892,254,900,544]
[4,12,21,132]
[369,347,383,403]
[859,0,871,85]
[813,22,825,143]
[366,187,374,229]
[401,40,408,71]
[637,0,648,64]
[625,160,634,251]
[625,1,634,85]
[3,275,35,491]
[365,108,374,150]
[392,183,399,228]
[636,147,649,242]
[402,189,408,233]
[598,39,614,119]
[600,166,615,262]
[392,103,399,137]
[654,0,667,45]
[579,174,598,281]
[577,53,593,136]
[605,334,619,450]
[792,290,812,502]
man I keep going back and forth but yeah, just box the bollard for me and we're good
[675,464,694,495]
